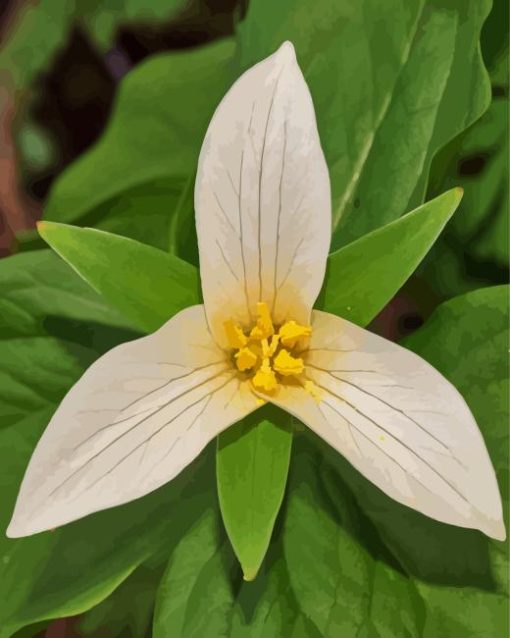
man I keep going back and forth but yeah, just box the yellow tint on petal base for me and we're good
[224,302,313,393]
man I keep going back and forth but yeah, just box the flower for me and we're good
[7,42,505,541]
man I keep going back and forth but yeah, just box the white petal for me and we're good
[265,310,505,540]
[7,305,259,537]
[195,41,331,346]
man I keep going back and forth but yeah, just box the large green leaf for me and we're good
[216,406,293,582]
[37,221,200,333]
[42,0,490,256]
[0,250,214,636]
[237,0,491,250]
[319,188,462,325]
[43,38,236,248]
[153,286,508,636]
[153,508,316,638]
[420,42,509,298]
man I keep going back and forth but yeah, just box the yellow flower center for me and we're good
[224,302,311,392]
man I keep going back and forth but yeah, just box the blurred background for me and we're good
[0,0,508,343]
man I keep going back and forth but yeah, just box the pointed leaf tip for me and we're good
[216,409,292,582]
[243,568,259,582]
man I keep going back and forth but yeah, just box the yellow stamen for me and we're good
[225,303,314,394]
[250,302,274,340]
[279,320,312,348]
[267,334,280,357]
[273,349,304,376]
[224,319,247,349]
[235,347,258,371]
[252,358,278,392]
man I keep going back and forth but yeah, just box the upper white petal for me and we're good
[7,305,260,537]
[195,41,331,346]
[263,310,505,540]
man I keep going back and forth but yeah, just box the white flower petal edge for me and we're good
[195,41,331,348]
[261,310,506,540]
[7,305,260,538]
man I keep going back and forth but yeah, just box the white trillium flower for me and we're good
[7,42,505,541]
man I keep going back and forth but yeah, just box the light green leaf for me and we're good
[237,0,491,249]
[44,38,236,244]
[0,250,214,636]
[319,188,463,325]
[216,406,293,581]
[37,221,200,333]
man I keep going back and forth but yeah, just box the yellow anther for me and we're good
[224,319,247,349]
[268,334,280,357]
[278,320,312,348]
[250,302,274,340]
[252,358,278,392]
[235,347,258,371]
[273,349,304,376]
[304,379,322,402]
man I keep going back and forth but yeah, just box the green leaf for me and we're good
[77,563,165,638]
[216,406,293,581]
[0,249,132,339]
[153,509,315,638]
[42,0,489,255]
[420,44,509,297]
[152,286,509,637]
[237,0,491,249]
[37,221,200,333]
[319,188,463,326]
[44,39,237,246]
[402,285,509,586]
[76,177,188,252]
[0,250,214,636]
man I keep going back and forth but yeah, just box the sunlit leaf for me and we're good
[37,222,200,333]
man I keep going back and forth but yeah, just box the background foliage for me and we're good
[0,0,508,636]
